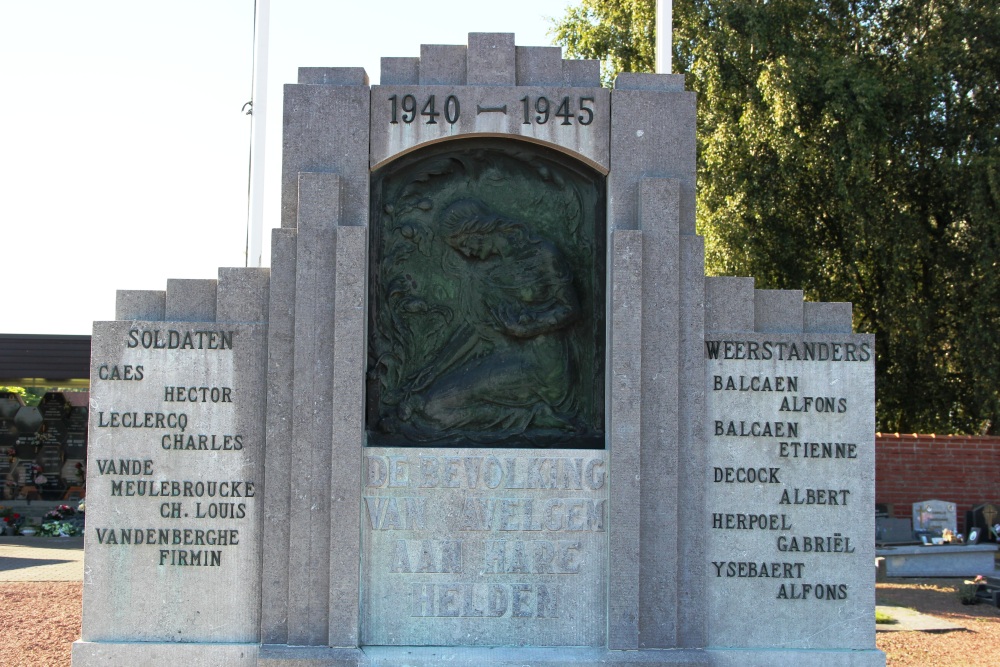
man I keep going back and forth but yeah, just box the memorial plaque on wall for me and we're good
[366,140,605,450]
[65,407,88,458]
[705,334,876,649]
[362,448,608,646]
[14,437,37,460]
[40,445,63,476]
[83,322,266,642]
[41,420,68,445]
[41,394,70,421]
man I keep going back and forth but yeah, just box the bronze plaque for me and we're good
[368,140,605,448]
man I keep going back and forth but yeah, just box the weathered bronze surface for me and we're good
[367,139,605,447]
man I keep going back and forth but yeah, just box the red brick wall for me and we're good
[875,433,1000,533]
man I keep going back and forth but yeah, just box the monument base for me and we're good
[73,642,885,666]
[255,645,886,666]
[877,544,999,577]
[72,641,258,666]
[707,649,886,666]
[259,646,709,666]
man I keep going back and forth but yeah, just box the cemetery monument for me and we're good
[73,34,884,667]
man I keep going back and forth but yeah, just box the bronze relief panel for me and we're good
[368,139,605,448]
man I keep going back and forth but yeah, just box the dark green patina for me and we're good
[367,139,605,448]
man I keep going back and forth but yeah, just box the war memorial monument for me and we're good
[73,34,884,667]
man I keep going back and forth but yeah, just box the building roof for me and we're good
[0,334,91,384]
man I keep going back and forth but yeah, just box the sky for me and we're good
[0,0,575,335]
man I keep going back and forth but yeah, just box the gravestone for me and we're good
[967,503,999,543]
[40,392,71,419]
[0,393,22,420]
[876,517,913,544]
[912,499,957,536]
[74,34,883,667]
[64,406,88,458]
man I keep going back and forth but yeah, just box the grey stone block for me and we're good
[754,289,804,333]
[563,59,601,87]
[281,83,370,230]
[878,544,996,577]
[259,646,712,666]
[363,646,711,665]
[370,84,610,174]
[258,645,366,667]
[298,67,369,86]
[164,278,218,322]
[704,277,755,333]
[804,301,854,334]
[467,33,516,85]
[515,46,563,86]
[638,179,681,647]
[287,172,340,646]
[418,44,467,85]
[261,228,297,644]
[381,57,419,85]
[81,321,268,643]
[73,641,259,666]
[328,225,365,646]
[609,229,643,649]
[216,267,270,323]
[609,89,696,233]
[115,289,165,321]
[677,234,707,649]
[704,333,877,650]
[707,649,886,666]
[614,73,686,92]
[360,449,609,647]
[639,178,681,235]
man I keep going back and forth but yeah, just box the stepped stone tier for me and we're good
[73,34,884,667]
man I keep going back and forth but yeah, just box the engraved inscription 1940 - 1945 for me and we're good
[367,140,605,448]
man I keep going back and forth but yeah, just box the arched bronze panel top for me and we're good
[367,138,606,448]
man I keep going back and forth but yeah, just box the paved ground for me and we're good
[877,604,965,632]
[0,536,84,581]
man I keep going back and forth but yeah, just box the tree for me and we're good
[552,0,1000,434]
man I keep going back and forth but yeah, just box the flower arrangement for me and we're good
[74,462,85,485]
[43,504,76,522]
[25,432,47,449]
[29,463,46,488]
[957,575,986,605]
[39,503,84,537]
[0,505,26,535]
[38,520,80,537]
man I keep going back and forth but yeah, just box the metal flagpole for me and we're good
[246,0,270,268]
[656,0,672,74]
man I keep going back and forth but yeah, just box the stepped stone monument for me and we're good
[73,34,884,667]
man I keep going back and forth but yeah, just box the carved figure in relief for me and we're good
[393,199,580,438]
[368,140,605,447]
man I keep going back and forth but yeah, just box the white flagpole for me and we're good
[247,0,270,268]
[656,0,672,74]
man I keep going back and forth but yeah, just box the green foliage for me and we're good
[0,386,40,406]
[874,609,898,624]
[552,0,1000,434]
[549,0,656,86]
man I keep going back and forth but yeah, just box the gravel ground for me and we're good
[0,582,81,667]
[0,579,997,666]
[877,578,1000,666]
